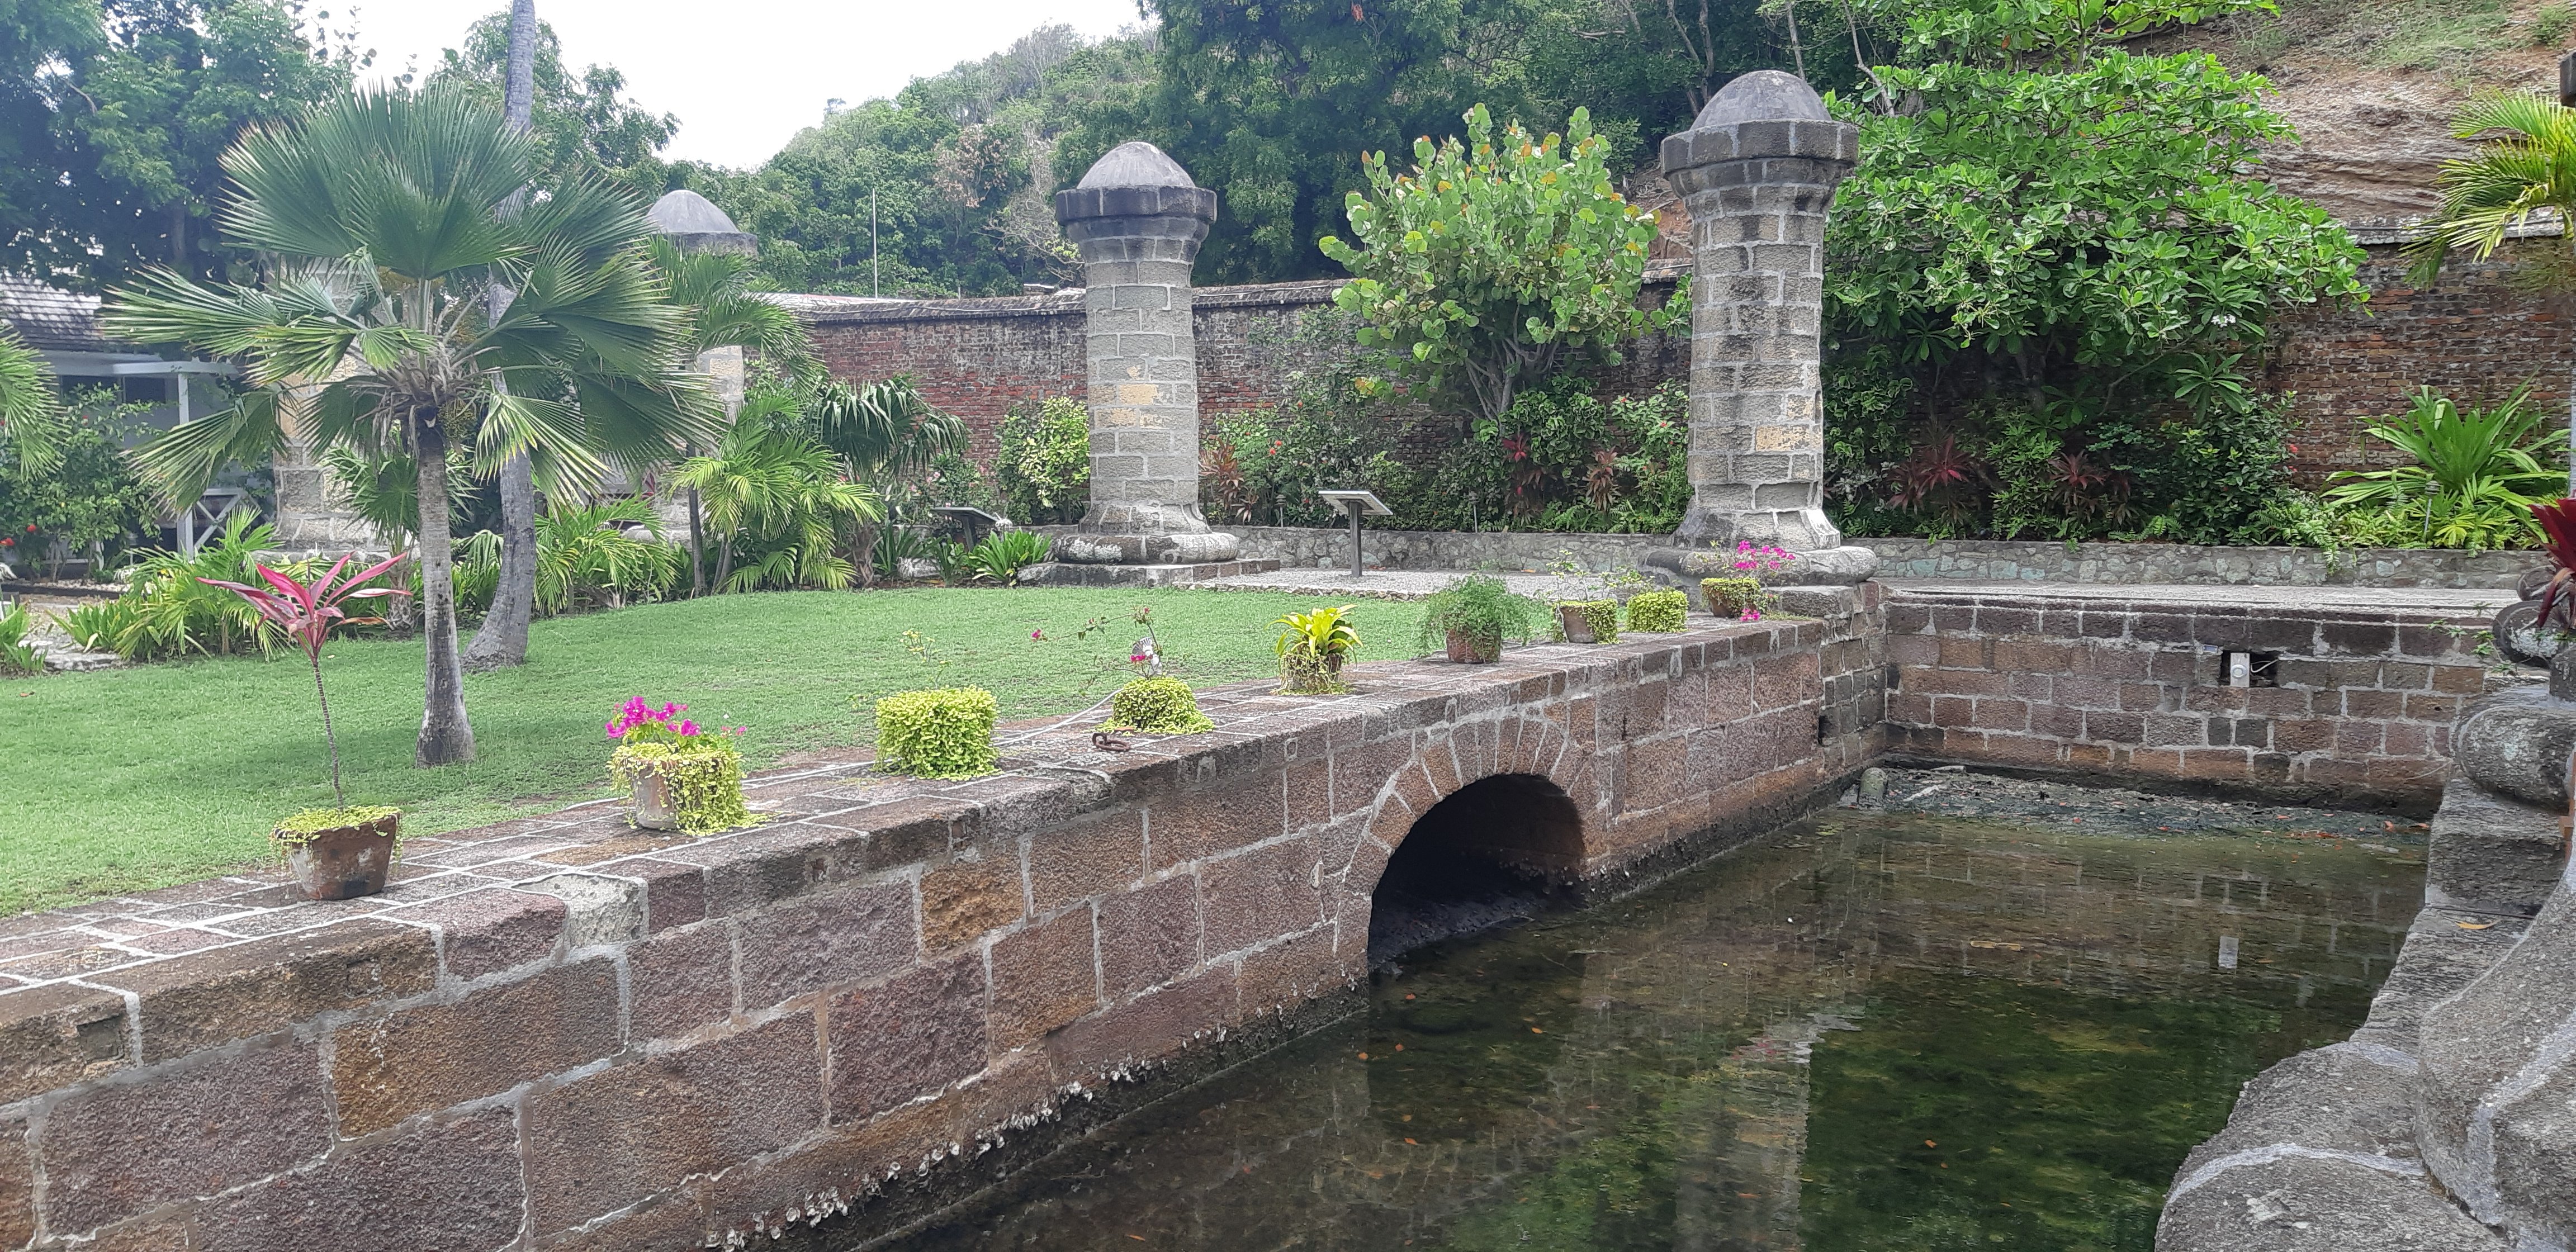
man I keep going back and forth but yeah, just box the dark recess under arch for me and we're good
[1366,773,1584,966]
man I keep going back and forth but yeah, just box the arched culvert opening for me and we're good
[1367,774,1584,966]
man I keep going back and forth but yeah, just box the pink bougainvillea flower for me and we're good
[676,720,700,737]
[1031,629,1045,641]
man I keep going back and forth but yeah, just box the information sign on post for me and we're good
[1317,490,1393,580]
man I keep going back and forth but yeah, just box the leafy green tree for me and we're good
[1822,0,2370,542]
[425,10,678,198]
[11,0,353,288]
[104,87,721,766]
[1320,105,1683,428]
[0,387,157,570]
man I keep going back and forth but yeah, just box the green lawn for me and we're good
[4,587,1414,916]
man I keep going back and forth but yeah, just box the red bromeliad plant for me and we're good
[201,554,409,808]
[2532,499,2576,630]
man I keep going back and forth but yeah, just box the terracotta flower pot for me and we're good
[1445,629,1502,663]
[1555,603,1597,644]
[280,813,400,901]
[629,767,680,831]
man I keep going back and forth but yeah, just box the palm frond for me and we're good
[132,388,289,504]
[0,327,68,473]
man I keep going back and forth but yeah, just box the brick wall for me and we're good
[0,597,1882,1251]
[799,242,2560,482]
[1883,589,2499,802]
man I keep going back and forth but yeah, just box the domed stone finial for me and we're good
[647,188,756,255]
[1690,69,1831,129]
[1078,141,1199,190]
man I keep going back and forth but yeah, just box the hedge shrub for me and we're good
[876,687,1000,778]
[1105,676,1215,734]
[1625,589,1687,632]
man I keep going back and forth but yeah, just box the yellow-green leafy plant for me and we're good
[605,698,756,834]
[1702,577,1775,620]
[877,687,1000,777]
[1552,599,1620,644]
[1275,604,1360,694]
[1105,676,1215,734]
[1625,589,1687,632]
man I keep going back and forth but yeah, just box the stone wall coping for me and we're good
[0,611,1829,1098]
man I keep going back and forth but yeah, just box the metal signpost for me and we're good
[1317,490,1392,579]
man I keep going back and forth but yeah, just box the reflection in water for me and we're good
[873,812,2422,1251]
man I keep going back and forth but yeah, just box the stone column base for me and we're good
[1052,530,1242,565]
[1019,557,1280,587]
[1645,544,1879,587]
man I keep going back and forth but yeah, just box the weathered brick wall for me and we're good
[0,596,1882,1252]
[1883,589,2498,802]
[2266,236,2574,481]
[799,241,2556,483]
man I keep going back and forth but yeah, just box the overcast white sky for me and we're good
[343,0,1147,169]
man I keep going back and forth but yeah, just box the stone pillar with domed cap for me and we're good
[1647,70,1876,586]
[1045,141,1238,567]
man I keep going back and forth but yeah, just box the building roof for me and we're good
[0,275,114,354]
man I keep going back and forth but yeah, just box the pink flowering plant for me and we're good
[200,554,408,830]
[1727,541,1799,576]
[605,697,754,834]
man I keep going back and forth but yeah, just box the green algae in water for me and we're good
[856,813,2424,1251]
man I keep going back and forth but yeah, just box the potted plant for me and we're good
[1552,599,1620,644]
[1701,541,1799,620]
[1275,604,1360,693]
[606,699,754,833]
[1415,574,1542,663]
[200,553,410,900]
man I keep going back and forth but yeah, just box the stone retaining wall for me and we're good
[1882,588,2502,802]
[0,596,1883,1252]
[1227,525,2534,589]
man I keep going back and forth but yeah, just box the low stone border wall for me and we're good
[1883,587,2503,802]
[0,599,1881,1251]
[1222,527,2534,589]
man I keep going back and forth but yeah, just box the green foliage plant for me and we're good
[1414,574,1543,658]
[0,605,43,676]
[963,530,1054,584]
[2539,5,2576,48]
[1702,577,1773,620]
[0,388,159,575]
[272,804,399,846]
[2325,386,2558,549]
[1104,675,1215,734]
[1320,104,1685,429]
[604,698,755,834]
[673,390,883,593]
[876,687,1002,779]
[94,516,307,660]
[1551,599,1621,644]
[0,328,67,475]
[997,396,1093,525]
[2410,91,2576,288]
[1625,589,1688,633]
[1276,603,1361,694]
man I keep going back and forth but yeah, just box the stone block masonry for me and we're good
[1883,587,2503,802]
[0,595,1884,1251]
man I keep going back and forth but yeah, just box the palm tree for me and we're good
[105,87,719,766]
[672,392,880,592]
[2407,90,2576,494]
[647,235,813,592]
[461,0,547,675]
[0,327,67,473]
[812,374,964,584]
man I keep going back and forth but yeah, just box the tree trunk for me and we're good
[466,0,544,671]
[413,412,477,766]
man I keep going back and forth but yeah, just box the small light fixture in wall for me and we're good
[2222,652,2280,689]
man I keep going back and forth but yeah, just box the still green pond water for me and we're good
[893,812,2423,1251]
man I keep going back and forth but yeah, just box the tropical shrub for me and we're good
[0,390,159,576]
[962,530,1053,584]
[875,687,1001,779]
[1414,574,1543,656]
[1320,104,1684,428]
[61,595,143,654]
[1625,590,1687,633]
[870,524,934,580]
[605,698,755,834]
[2324,386,2559,549]
[673,392,883,592]
[198,553,409,812]
[1275,603,1361,694]
[0,605,42,675]
[1104,676,1214,734]
[997,396,1092,525]
[94,517,314,660]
